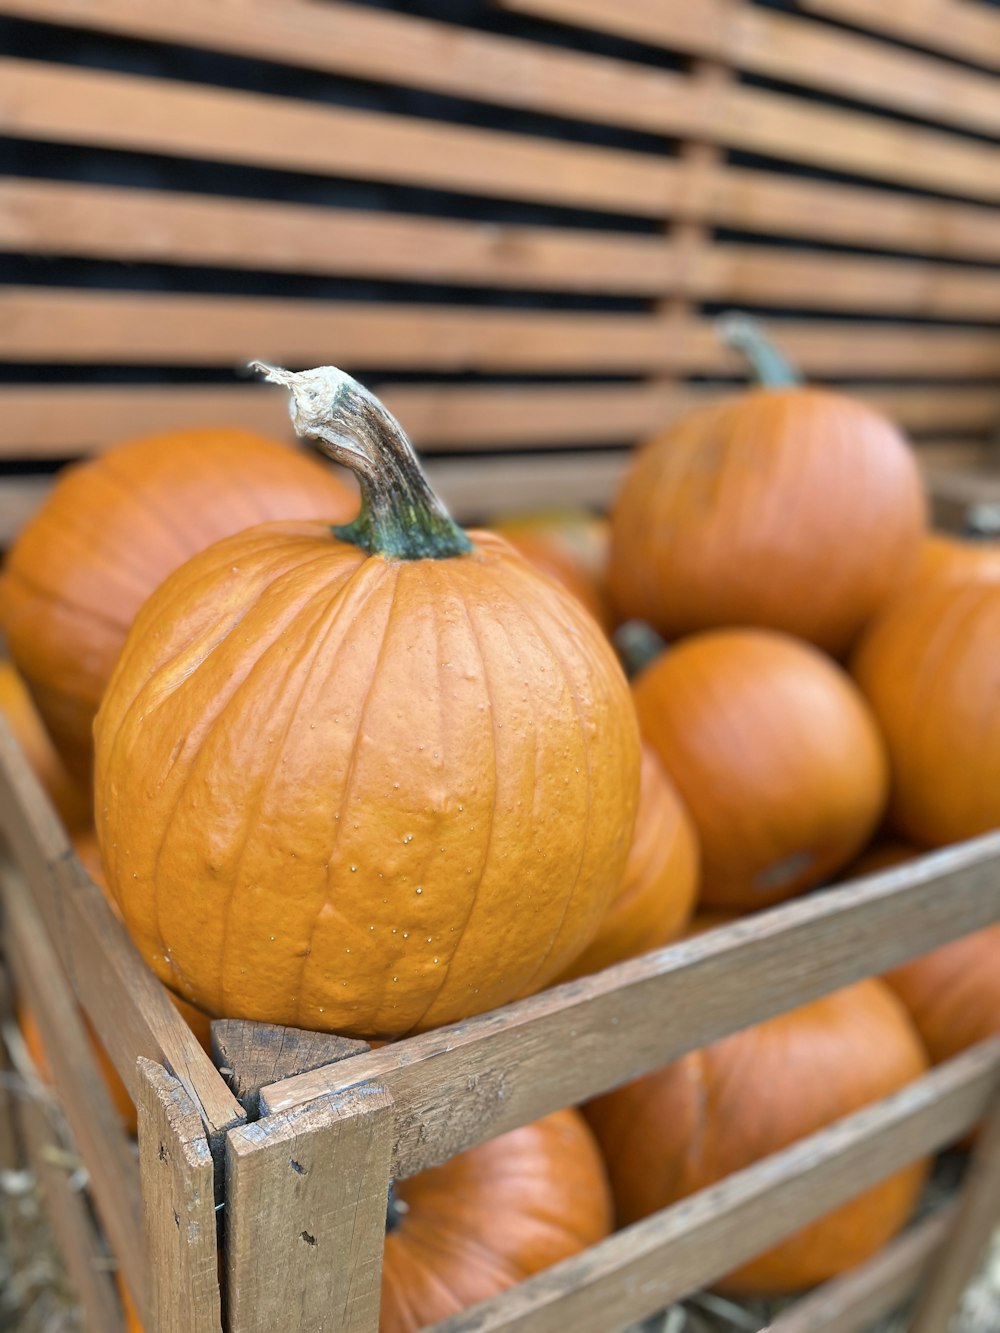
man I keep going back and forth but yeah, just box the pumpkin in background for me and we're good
[851,581,1000,847]
[586,979,928,1294]
[0,428,357,782]
[490,507,612,630]
[910,532,1000,592]
[383,1109,611,1332]
[632,629,887,909]
[609,318,925,657]
[0,658,89,833]
[95,365,640,1040]
[553,745,698,983]
[18,1002,138,1138]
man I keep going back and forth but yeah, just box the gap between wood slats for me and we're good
[802,0,1000,77]
[0,385,995,456]
[502,0,1000,139]
[3,51,1000,213]
[5,290,1000,375]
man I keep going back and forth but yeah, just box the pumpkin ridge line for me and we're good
[97,448,202,565]
[2,564,133,637]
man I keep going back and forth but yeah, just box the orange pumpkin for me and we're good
[0,658,89,832]
[910,532,1000,592]
[851,581,1000,847]
[94,365,640,1040]
[553,745,698,982]
[490,508,612,630]
[0,428,357,782]
[609,321,925,656]
[632,629,887,909]
[586,979,928,1294]
[18,1002,138,1137]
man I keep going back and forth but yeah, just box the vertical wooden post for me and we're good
[909,1089,1000,1333]
[226,1087,394,1333]
[137,1058,224,1333]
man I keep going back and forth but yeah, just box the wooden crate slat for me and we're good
[0,717,245,1142]
[137,1059,223,1333]
[802,0,1000,76]
[502,0,1000,139]
[422,1038,1000,1333]
[259,835,1000,1176]
[766,1204,958,1333]
[0,58,678,219]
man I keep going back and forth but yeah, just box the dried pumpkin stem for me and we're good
[251,361,472,560]
[716,311,803,388]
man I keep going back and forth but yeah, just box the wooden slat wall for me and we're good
[1,0,999,524]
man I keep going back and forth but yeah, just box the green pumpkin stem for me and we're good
[251,361,472,560]
[614,620,668,678]
[716,311,803,388]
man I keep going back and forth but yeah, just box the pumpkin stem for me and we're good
[250,361,472,560]
[614,620,667,678]
[716,312,803,388]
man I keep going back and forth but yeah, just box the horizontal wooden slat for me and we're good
[9,179,1000,319]
[5,290,1000,377]
[503,0,1000,139]
[803,0,1000,76]
[424,1040,1000,1333]
[259,835,1000,1176]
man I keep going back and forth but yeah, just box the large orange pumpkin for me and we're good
[553,744,698,983]
[632,629,887,909]
[609,321,925,656]
[851,581,1000,846]
[490,507,612,630]
[0,428,357,782]
[0,658,89,832]
[94,365,640,1040]
[586,979,928,1294]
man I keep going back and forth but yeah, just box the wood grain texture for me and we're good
[226,1088,393,1333]
[0,964,19,1172]
[260,835,1000,1177]
[766,1204,956,1333]
[212,1020,368,1119]
[137,1059,223,1333]
[2,859,148,1315]
[422,1039,1000,1332]
[0,717,244,1140]
[909,1091,1000,1332]
[803,0,1000,76]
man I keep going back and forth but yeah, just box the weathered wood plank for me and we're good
[803,0,1000,76]
[766,1204,957,1333]
[137,1058,223,1333]
[909,1091,1000,1333]
[423,1039,1000,1332]
[260,835,1000,1176]
[0,717,245,1141]
[1,859,148,1316]
[226,1088,393,1333]
[212,1020,368,1119]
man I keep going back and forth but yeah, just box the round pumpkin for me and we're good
[490,507,612,630]
[632,629,887,909]
[609,324,925,656]
[553,744,698,983]
[586,979,929,1295]
[851,581,1000,847]
[0,658,89,833]
[94,365,640,1040]
[0,428,358,783]
[910,532,1000,592]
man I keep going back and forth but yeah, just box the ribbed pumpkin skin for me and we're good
[553,745,698,983]
[632,630,888,909]
[382,1110,612,1332]
[0,659,90,833]
[0,429,356,781]
[94,523,640,1039]
[851,582,1000,847]
[491,508,612,630]
[610,389,925,656]
[586,980,928,1294]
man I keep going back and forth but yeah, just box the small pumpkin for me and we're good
[851,581,1000,846]
[94,365,640,1039]
[586,979,928,1294]
[553,744,698,983]
[490,507,612,630]
[632,629,887,909]
[0,658,89,833]
[0,428,357,782]
[609,318,925,656]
